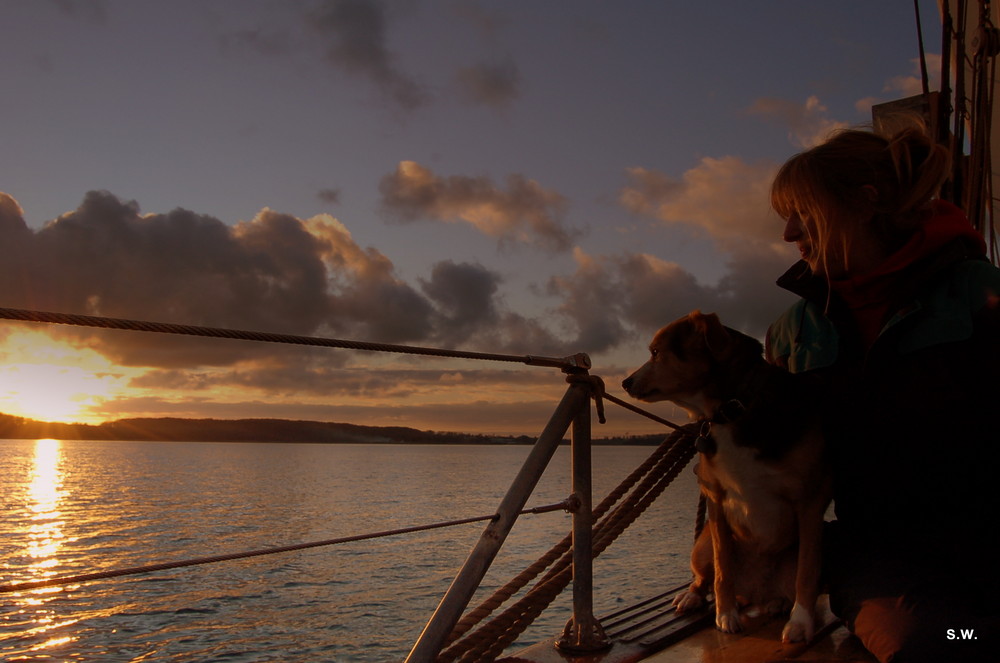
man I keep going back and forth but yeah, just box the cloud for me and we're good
[856,53,944,115]
[0,190,570,376]
[379,161,577,252]
[887,53,942,98]
[548,247,796,353]
[619,156,783,251]
[455,59,520,109]
[0,191,442,365]
[748,95,849,148]
[612,155,800,341]
[1,178,795,431]
[317,187,341,204]
[307,0,427,111]
[421,261,501,342]
[416,260,565,354]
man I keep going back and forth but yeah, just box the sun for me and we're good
[0,328,134,424]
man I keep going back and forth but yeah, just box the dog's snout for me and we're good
[622,376,634,393]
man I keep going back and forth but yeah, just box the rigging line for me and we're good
[602,391,682,430]
[914,0,931,95]
[0,501,573,595]
[0,307,590,371]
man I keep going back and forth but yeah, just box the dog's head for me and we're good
[621,310,762,415]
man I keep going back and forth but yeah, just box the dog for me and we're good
[622,311,830,643]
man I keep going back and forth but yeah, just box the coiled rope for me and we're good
[0,307,591,371]
[0,501,574,595]
[437,425,697,663]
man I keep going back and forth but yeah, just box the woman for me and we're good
[766,125,1000,662]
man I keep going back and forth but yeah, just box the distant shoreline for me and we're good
[0,412,664,445]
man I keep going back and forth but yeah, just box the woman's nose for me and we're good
[783,214,804,242]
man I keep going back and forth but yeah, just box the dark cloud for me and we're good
[421,261,501,345]
[417,260,565,354]
[379,161,577,252]
[0,191,439,367]
[548,247,795,353]
[455,59,520,109]
[0,191,568,378]
[307,0,427,111]
[1,185,792,428]
[317,187,341,204]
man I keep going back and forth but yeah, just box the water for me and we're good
[1,439,698,662]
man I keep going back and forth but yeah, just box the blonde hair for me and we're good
[770,123,951,277]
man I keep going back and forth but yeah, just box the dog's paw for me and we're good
[672,589,705,613]
[715,607,743,633]
[780,602,815,643]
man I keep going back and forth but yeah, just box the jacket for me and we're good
[766,202,1000,568]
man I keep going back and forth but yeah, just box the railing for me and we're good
[0,307,691,662]
[406,374,606,661]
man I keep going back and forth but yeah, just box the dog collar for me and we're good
[712,398,746,424]
[695,399,747,456]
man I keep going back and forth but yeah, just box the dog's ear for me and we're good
[689,311,732,357]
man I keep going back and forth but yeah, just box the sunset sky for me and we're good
[0,1,944,436]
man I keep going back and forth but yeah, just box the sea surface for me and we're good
[1,439,699,662]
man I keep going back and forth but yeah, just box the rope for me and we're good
[437,426,698,663]
[0,502,572,595]
[603,392,681,430]
[456,430,697,663]
[441,422,681,650]
[0,307,590,371]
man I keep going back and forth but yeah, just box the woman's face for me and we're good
[782,210,828,274]
[782,206,880,279]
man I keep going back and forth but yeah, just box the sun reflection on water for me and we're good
[10,438,79,652]
[27,439,65,568]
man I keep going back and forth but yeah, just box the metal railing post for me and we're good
[405,381,591,663]
[556,384,610,654]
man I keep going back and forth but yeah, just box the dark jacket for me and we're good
[766,202,1000,578]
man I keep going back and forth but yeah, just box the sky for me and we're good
[0,0,945,436]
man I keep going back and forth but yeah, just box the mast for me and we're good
[940,0,999,261]
[874,1,999,263]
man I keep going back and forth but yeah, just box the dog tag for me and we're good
[695,433,716,455]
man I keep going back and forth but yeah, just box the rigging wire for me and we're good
[0,307,590,371]
[915,0,932,96]
[0,501,574,595]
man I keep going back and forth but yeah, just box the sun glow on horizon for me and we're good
[0,329,139,424]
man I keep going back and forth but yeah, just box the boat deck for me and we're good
[504,587,878,663]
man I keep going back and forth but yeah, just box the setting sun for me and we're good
[0,329,136,424]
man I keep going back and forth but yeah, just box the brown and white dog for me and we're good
[622,311,830,643]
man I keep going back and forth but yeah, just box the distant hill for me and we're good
[0,412,663,445]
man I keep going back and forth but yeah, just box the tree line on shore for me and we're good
[0,412,663,445]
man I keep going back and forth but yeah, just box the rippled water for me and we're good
[1,439,698,662]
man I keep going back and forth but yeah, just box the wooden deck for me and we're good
[502,588,878,663]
